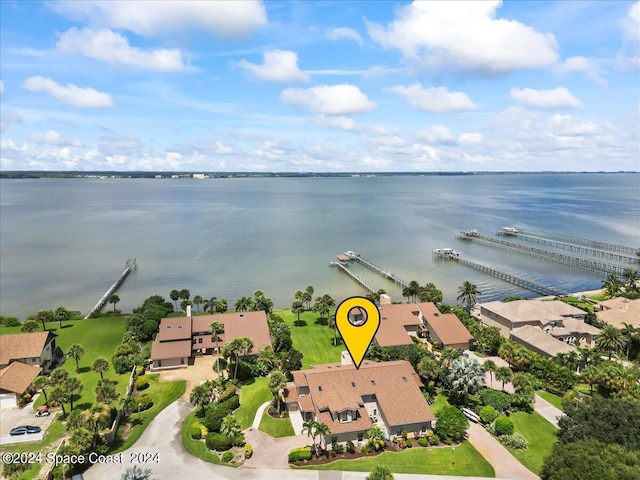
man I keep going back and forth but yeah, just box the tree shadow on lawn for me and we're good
[77,367,90,373]
[293,321,308,327]
[75,402,93,411]
[314,318,328,326]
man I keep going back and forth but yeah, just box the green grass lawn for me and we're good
[300,441,494,477]
[20,316,130,411]
[259,410,295,437]
[276,309,343,368]
[536,390,564,411]
[236,378,272,429]
[506,412,557,475]
[111,374,186,453]
[430,392,451,415]
[181,409,221,465]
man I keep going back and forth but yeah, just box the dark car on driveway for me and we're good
[9,425,41,436]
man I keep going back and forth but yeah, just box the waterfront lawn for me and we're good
[506,412,557,475]
[259,410,295,437]
[300,441,494,477]
[536,390,564,411]
[33,315,130,411]
[111,375,186,453]
[236,378,272,429]
[276,309,343,368]
[181,409,221,464]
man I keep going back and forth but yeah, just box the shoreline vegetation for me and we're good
[1,171,638,179]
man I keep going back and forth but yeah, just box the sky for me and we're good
[0,0,639,172]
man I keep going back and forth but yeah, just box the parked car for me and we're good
[9,425,41,436]
[35,410,50,417]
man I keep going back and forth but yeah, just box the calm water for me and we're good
[1,174,639,319]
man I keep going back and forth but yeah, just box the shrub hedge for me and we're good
[288,446,312,463]
[205,433,233,452]
[135,377,149,391]
[494,416,515,436]
[244,443,253,459]
[221,451,234,463]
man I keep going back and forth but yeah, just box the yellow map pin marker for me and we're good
[335,296,380,369]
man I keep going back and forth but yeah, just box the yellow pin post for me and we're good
[335,296,380,369]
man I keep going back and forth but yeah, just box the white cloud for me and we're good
[0,80,3,95]
[50,0,267,39]
[457,132,483,145]
[417,125,455,144]
[22,76,113,108]
[29,130,84,147]
[624,1,640,44]
[548,113,599,136]
[57,28,185,72]
[235,50,309,83]
[214,141,234,154]
[280,84,375,115]
[510,87,583,109]
[388,84,476,113]
[555,57,606,86]
[620,2,640,70]
[327,27,364,46]
[312,115,359,131]
[367,1,558,74]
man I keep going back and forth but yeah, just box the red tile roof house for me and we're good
[284,359,436,444]
[377,302,474,350]
[0,331,58,408]
[150,310,272,370]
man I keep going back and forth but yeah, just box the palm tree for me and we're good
[54,306,70,327]
[108,294,120,312]
[408,280,420,302]
[620,323,638,359]
[49,386,69,417]
[301,419,318,453]
[483,359,497,388]
[179,289,190,301]
[180,300,192,312]
[602,273,622,299]
[367,466,395,480]
[417,356,441,388]
[95,379,119,404]
[35,310,53,331]
[329,314,338,346]
[91,357,110,379]
[234,296,253,312]
[49,368,69,387]
[67,344,85,371]
[498,342,516,368]
[457,281,481,311]
[120,466,153,480]
[622,268,639,292]
[210,321,224,372]
[305,286,315,309]
[448,356,485,405]
[192,295,203,312]
[512,372,534,394]
[32,375,50,404]
[314,422,331,452]
[220,414,241,439]
[215,298,228,313]
[402,286,412,303]
[68,426,93,453]
[596,325,626,360]
[169,290,180,309]
[291,300,305,326]
[204,296,218,313]
[268,370,287,413]
[190,383,211,416]
[65,376,83,410]
[495,366,513,391]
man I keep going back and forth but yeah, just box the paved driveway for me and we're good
[0,398,54,444]
[158,356,219,400]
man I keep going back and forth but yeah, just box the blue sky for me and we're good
[1,0,638,172]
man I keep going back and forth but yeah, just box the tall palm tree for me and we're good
[314,422,331,452]
[35,310,53,331]
[408,280,420,302]
[215,298,228,313]
[32,375,50,404]
[169,290,180,309]
[620,323,638,359]
[54,306,70,327]
[192,295,203,313]
[64,376,83,410]
[596,325,626,360]
[210,321,224,372]
[305,286,315,309]
[448,356,485,405]
[67,344,85,371]
[108,294,120,312]
[234,296,253,312]
[301,419,318,453]
[512,372,534,394]
[91,357,110,379]
[457,281,481,311]
[291,300,305,325]
[190,383,210,416]
[204,296,218,313]
[268,370,287,412]
[495,366,513,391]
[49,386,69,417]
[602,273,622,299]
[179,289,190,301]
[622,268,639,292]
[483,359,497,388]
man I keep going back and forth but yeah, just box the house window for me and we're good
[357,433,363,442]
[198,338,203,344]
[421,424,427,433]
[158,360,162,367]
[396,428,402,436]
[181,358,185,365]
[331,436,337,444]
[581,337,587,343]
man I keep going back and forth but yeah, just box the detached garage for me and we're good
[0,362,42,408]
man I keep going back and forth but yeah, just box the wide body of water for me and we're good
[1,173,639,319]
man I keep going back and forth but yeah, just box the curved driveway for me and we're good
[84,399,494,480]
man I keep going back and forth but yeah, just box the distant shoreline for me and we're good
[1,171,638,180]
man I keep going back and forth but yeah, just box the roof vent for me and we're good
[318,386,323,391]
[351,382,356,387]
[402,376,407,382]
[370,380,376,385]
[178,325,183,329]
[239,314,244,318]
[167,325,172,329]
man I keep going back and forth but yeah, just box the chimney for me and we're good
[341,351,353,366]
[186,304,192,317]
[379,294,391,306]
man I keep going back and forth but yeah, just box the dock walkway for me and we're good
[329,261,375,293]
[343,251,409,288]
[85,258,137,318]
[457,232,631,275]
[514,227,638,256]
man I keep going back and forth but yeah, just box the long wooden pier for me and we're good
[497,229,639,264]
[440,254,568,297]
[329,261,375,293]
[85,258,137,318]
[457,232,632,275]
[513,227,639,256]
[343,251,409,288]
